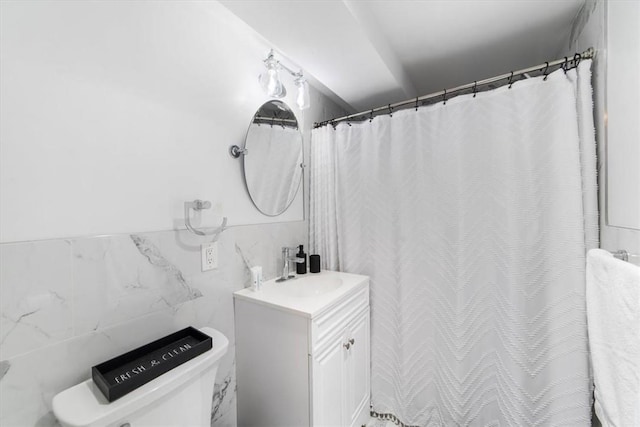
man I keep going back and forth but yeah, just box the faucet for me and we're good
[276,247,304,282]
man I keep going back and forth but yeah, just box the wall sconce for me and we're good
[259,50,310,110]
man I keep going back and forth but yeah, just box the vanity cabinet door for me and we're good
[311,306,370,427]
[312,332,348,427]
[346,309,370,427]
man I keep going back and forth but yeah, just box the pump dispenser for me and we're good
[296,245,307,274]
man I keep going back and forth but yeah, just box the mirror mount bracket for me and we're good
[229,145,248,158]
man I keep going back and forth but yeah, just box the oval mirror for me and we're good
[242,100,303,216]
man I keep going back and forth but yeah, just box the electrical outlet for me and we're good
[201,242,218,271]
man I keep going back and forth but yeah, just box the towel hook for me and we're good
[184,199,227,240]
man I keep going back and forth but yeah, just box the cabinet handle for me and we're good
[349,338,355,346]
[343,342,351,350]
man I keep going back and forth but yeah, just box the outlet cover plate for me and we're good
[201,242,218,271]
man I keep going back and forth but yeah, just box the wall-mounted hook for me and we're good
[184,199,227,240]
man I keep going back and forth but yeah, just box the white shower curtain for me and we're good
[245,123,303,214]
[310,61,598,426]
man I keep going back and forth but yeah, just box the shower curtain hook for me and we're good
[573,52,581,68]
[543,61,550,81]
[473,81,477,98]
[443,88,447,105]
[508,71,514,89]
[415,97,419,111]
[562,56,568,74]
[388,104,393,117]
[369,109,374,123]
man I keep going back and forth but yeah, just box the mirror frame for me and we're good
[240,100,304,216]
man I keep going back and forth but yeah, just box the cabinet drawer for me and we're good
[311,283,369,352]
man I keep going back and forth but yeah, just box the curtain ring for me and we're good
[473,81,477,98]
[331,120,337,130]
[415,97,419,111]
[508,71,514,89]
[443,88,447,105]
[543,61,550,81]
[563,56,568,74]
[574,52,581,68]
[388,104,393,117]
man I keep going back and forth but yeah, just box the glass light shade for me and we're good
[295,77,310,110]
[259,57,285,98]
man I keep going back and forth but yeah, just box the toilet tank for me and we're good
[52,327,229,427]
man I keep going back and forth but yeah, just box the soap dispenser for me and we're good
[296,245,307,274]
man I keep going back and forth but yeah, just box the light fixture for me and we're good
[258,49,310,110]
[259,52,285,98]
[294,75,310,110]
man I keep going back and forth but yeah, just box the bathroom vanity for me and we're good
[234,270,370,427]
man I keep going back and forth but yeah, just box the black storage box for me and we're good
[91,326,212,402]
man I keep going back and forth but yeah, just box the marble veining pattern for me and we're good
[0,221,307,426]
[131,234,203,302]
[0,360,9,381]
[211,362,236,426]
[0,240,73,361]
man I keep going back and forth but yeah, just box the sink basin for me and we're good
[279,275,343,297]
[234,270,368,317]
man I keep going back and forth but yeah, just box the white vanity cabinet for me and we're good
[234,271,370,427]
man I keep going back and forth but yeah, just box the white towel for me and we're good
[587,248,640,427]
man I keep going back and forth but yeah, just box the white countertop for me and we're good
[233,270,369,318]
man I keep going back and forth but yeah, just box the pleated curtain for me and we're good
[310,61,598,426]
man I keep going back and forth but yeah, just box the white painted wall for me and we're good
[606,0,640,230]
[0,0,344,243]
[566,0,640,256]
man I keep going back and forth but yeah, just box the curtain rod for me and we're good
[314,47,594,129]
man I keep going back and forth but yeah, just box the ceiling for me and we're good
[220,0,586,114]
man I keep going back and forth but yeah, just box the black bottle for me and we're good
[296,245,307,274]
[309,254,321,273]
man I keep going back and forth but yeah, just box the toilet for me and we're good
[52,327,229,427]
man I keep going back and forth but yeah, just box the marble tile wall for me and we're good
[0,221,307,426]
